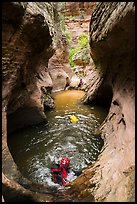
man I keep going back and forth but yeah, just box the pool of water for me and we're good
[8,90,107,187]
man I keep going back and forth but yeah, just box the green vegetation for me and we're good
[53,10,91,68]
[59,15,72,44]
[63,30,71,44]
[60,15,66,32]
[69,47,79,67]
[69,33,91,68]
[65,15,75,21]
[77,33,90,49]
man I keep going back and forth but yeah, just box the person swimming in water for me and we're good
[51,157,82,185]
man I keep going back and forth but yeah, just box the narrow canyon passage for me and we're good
[2,2,135,202]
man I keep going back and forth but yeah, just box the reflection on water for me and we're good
[8,90,107,186]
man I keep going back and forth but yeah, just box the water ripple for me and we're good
[8,90,106,185]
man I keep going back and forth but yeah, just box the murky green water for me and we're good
[8,90,107,187]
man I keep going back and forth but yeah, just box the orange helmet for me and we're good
[60,157,70,167]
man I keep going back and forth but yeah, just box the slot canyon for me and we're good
[2,2,135,202]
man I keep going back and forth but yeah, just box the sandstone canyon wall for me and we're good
[69,2,135,202]
[2,2,71,202]
[59,2,96,16]
[2,2,135,202]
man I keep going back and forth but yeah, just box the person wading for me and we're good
[51,157,82,185]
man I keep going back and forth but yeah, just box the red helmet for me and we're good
[60,157,70,167]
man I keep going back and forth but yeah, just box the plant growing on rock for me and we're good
[69,33,91,68]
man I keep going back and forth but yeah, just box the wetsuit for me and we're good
[51,164,82,185]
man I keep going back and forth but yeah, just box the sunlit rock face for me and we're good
[48,41,73,92]
[72,2,135,202]
[58,2,97,85]
[59,2,96,16]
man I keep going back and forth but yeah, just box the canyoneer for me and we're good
[78,79,83,89]
[51,157,82,185]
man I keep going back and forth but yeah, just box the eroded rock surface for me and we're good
[2,2,135,202]
[60,2,99,88]
[3,2,54,132]
[59,2,96,17]
[70,2,135,202]
[2,2,60,202]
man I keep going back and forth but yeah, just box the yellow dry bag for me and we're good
[69,115,78,123]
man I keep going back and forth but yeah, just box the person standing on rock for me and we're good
[65,77,71,89]
[78,79,83,89]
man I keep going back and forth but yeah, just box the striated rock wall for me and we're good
[2,2,63,201]
[2,2,73,134]
[59,2,96,17]
[2,2,54,133]
[2,2,74,201]
[2,2,135,202]
[58,2,98,83]
[70,2,135,202]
